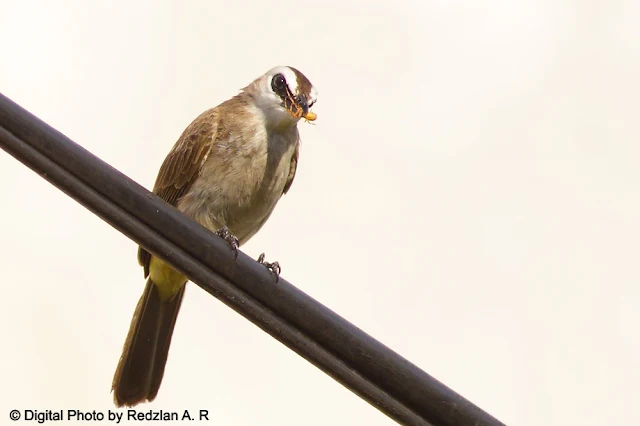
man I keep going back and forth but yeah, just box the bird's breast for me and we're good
[177,126,298,244]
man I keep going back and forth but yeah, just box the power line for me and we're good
[0,93,505,426]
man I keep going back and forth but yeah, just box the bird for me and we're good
[111,66,317,407]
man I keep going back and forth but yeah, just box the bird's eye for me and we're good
[271,74,286,92]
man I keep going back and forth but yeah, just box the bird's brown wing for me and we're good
[138,108,218,276]
[283,139,300,195]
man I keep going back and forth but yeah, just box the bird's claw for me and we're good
[215,226,239,259]
[258,253,281,281]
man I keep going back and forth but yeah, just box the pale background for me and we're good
[1,1,639,425]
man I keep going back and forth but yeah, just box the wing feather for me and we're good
[138,108,218,275]
[283,140,300,195]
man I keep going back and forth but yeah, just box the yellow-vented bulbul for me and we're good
[111,66,317,407]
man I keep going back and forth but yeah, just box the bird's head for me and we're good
[245,66,318,128]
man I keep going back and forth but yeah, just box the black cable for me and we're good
[0,93,505,426]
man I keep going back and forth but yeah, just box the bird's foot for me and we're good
[214,226,239,259]
[257,253,281,282]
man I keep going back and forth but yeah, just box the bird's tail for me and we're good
[112,278,185,407]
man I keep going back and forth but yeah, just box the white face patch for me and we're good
[308,85,318,106]
[267,66,299,95]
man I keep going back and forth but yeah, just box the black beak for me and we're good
[284,89,316,121]
[295,94,309,116]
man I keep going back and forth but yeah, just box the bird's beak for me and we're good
[296,94,317,122]
[285,91,317,121]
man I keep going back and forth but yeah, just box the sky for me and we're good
[1,1,639,425]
